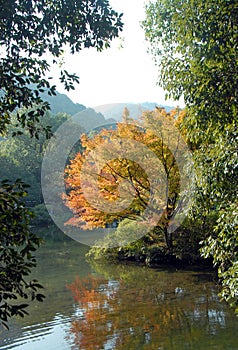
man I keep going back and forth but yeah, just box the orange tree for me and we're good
[64,108,191,254]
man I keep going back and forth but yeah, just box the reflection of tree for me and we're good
[67,263,232,349]
[67,275,114,349]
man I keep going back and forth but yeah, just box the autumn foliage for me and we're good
[63,108,189,250]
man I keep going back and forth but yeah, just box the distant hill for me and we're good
[40,91,86,115]
[71,107,117,133]
[141,102,174,113]
[94,102,174,122]
[32,88,176,126]
[94,103,145,121]
[40,93,175,127]
[37,90,118,129]
[27,87,176,120]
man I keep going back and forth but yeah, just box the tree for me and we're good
[143,0,237,135]
[143,0,238,310]
[0,0,123,327]
[0,0,123,137]
[0,112,70,205]
[63,108,190,253]
[0,180,44,329]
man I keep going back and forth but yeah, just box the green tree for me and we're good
[143,0,237,134]
[0,0,123,327]
[0,0,123,137]
[143,0,238,310]
[0,112,70,205]
[0,180,44,329]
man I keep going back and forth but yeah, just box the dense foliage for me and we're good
[0,0,123,137]
[0,112,70,206]
[64,107,202,261]
[0,180,44,329]
[0,0,123,327]
[143,0,237,131]
[143,0,238,310]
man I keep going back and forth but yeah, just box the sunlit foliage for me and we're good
[143,0,238,310]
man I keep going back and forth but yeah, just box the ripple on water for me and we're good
[1,313,73,350]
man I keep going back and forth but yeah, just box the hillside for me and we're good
[40,91,86,115]
[94,102,174,121]
[41,91,175,125]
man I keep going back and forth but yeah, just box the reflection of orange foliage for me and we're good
[67,275,114,350]
[65,261,233,350]
[68,274,104,303]
[67,273,196,350]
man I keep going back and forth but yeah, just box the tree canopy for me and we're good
[143,0,237,136]
[64,108,190,252]
[0,112,70,205]
[143,0,238,311]
[0,180,44,329]
[0,0,123,328]
[0,0,123,137]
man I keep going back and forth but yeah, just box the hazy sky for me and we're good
[53,0,181,109]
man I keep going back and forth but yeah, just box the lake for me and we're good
[0,238,237,349]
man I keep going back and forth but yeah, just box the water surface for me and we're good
[0,239,237,349]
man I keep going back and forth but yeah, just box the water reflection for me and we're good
[0,240,237,350]
[67,263,237,349]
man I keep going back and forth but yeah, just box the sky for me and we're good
[52,0,181,109]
